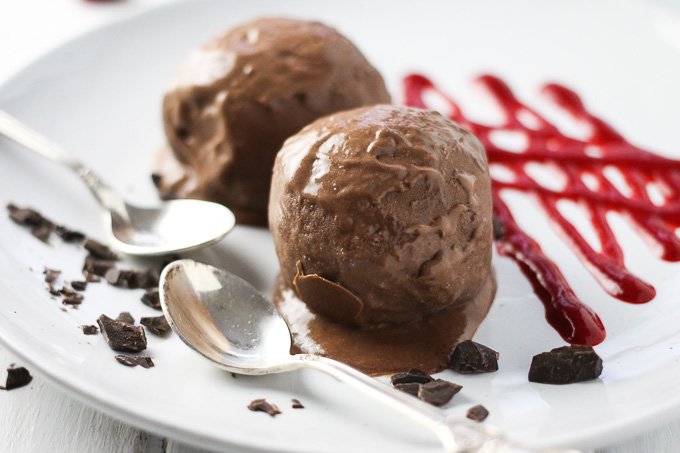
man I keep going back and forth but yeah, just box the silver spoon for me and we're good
[160,259,575,453]
[0,110,235,256]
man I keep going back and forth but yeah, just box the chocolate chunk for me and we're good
[115,355,155,369]
[82,325,98,335]
[417,379,462,406]
[70,281,87,291]
[140,315,171,336]
[248,399,281,417]
[48,285,61,296]
[467,404,489,422]
[492,216,504,241]
[97,314,147,352]
[291,399,304,409]
[528,345,603,385]
[391,368,433,385]
[63,295,83,306]
[449,340,499,374]
[116,312,135,325]
[84,239,118,260]
[54,225,86,243]
[82,256,115,277]
[1,366,33,390]
[43,268,61,284]
[394,382,421,396]
[141,288,161,310]
[7,204,44,226]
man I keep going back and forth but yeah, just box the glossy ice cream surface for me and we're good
[155,18,391,225]
[269,105,496,374]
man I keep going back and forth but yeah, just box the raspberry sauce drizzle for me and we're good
[404,73,680,345]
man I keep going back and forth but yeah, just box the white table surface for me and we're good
[1,1,680,452]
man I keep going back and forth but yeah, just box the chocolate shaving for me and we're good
[528,345,603,385]
[115,312,135,325]
[115,355,154,369]
[82,256,116,277]
[1,366,33,390]
[84,239,118,260]
[449,340,499,374]
[97,314,147,352]
[140,315,171,336]
[7,204,44,226]
[467,404,489,422]
[43,268,61,284]
[82,325,98,335]
[394,382,421,396]
[291,399,304,409]
[54,225,86,243]
[390,368,433,385]
[70,280,87,291]
[248,399,281,417]
[417,379,462,406]
[141,288,161,310]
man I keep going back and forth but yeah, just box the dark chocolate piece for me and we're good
[97,314,147,352]
[141,288,161,310]
[248,399,281,417]
[48,285,61,296]
[7,204,44,226]
[82,256,116,277]
[528,345,603,385]
[54,225,86,243]
[492,216,504,241]
[291,399,304,409]
[116,312,135,325]
[30,223,54,243]
[43,268,61,284]
[394,382,421,396]
[390,368,433,385]
[2,366,33,390]
[82,325,98,335]
[70,280,87,291]
[115,355,155,369]
[84,239,118,260]
[417,379,462,406]
[140,315,171,336]
[63,295,83,306]
[449,340,499,374]
[151,173,162,189]
[467,404,489,422]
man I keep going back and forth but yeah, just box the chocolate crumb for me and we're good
[417,379,462,406]
[83,271,101,283]
[248,399,281,417]
[54,225,86,243]
[63,295,83,306]
[141,288,161,310]
[467,404,489,422]
[140,315,171,336]
[2,366,32,390]
[82,325,98,335]
[48,285,61,296]
[449,340,499,374]
[528,345,603,385]
[7,204,44,226]
[43,268,61,284]
[84,239,118,260]
[70,280,87,291]
[394,382,421,396]
[151,173,162,189]
[391,368,433,385]
[291,399,304,409]
[492,216,504,240]
[97,314,147,352]
[115,355,154,369]
[31,223,54,243]
[116,312,135,325]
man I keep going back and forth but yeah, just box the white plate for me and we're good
[1,0,680,451]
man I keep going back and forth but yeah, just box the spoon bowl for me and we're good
[110,200,235,256]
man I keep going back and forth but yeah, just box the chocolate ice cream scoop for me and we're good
[270,105,494,329]
[155,18,391,225]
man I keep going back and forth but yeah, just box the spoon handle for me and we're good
[295,355,573,453]
[0,110,126,215]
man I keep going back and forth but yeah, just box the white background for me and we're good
[1,1,679,452]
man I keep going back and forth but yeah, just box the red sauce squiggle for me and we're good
[404,73,680,345]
